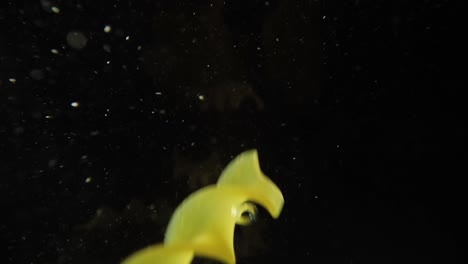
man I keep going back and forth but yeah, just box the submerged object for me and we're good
[122,149,284,264]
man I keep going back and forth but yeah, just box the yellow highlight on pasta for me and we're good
[122,149,284,264]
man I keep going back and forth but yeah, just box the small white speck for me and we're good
[51,6,60,13]
[198,95,205,101]
[106,61,110,64]
[155,92,162,95]
[8,78,16,83]
[257,46,261,50]
[104,25,112,33]
[322,15,326,20]
[125,36,130,40]
[51,49,59,54]
[85,177,92,183]
[276,37,279,42]
[45,115,53,119]
[314,195,318,199]
[206,64,210,68]
[70,102,79,108]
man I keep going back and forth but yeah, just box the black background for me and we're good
[1,0,465,263]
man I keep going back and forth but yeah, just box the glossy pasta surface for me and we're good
[123,149,284,264]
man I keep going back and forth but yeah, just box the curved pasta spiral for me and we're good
[122,149,284,264]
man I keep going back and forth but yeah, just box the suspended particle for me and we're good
[29,69,44,80]
[66,31,88,50]
[103,44,111,53]
[51,6,60,13]
[48,159,57,168]
[104,25,112,33]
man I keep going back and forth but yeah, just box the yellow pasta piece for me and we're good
[122,149,284,264]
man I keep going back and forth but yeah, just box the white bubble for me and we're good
[51,6,60,13]
[70,102,79,107]
[104,25,112,33]
[8,78,16,83]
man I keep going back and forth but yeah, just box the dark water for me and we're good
[1,0,465,263]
